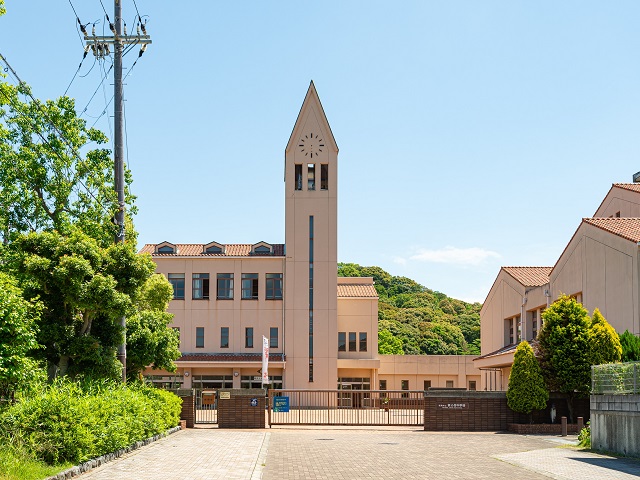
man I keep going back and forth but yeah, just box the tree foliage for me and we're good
[619,330,640,362]
[378,329,403,355]
[506,341,548,419]
[339,262,481,355]
[589,308,622,365]
[0,272,41,400]
[126,274,181,381]
[4,229,180,381]
[0,81,136,247]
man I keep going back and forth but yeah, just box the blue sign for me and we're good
[273,396,290,413]
[250,398,258,407]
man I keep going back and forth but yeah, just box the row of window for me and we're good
[168,273,283,301]
[294,163,329,191]
[175,326,279,349]
[378,379,476,391]
[338,332,367,352]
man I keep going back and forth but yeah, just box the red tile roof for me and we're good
[502,267,552,287]
[337,283,378,298]
[612,183,640,194]
[177,353,286,362]
[140,243,285,257]
[583,217,640,243]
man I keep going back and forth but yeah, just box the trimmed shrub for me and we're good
[0,379,181,465]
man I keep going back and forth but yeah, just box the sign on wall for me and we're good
[273,396,290,412]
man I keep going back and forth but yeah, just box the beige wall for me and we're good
[594,186,640,217]
[378,355,481,391]
[155,256,285,354]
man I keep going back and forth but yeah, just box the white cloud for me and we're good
[392,256,407,266]
[409,246,500,266]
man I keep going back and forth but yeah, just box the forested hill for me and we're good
[338,263,482,355]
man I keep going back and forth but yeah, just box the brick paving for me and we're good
[75,427,640,480]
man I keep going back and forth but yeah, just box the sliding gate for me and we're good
[268,389,424,426]
[196,390,218,424]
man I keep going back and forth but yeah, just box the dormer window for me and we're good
[250,242,273,255]
[155,242,177,254]
[203,241,225,255]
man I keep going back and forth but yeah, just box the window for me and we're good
[401,380,409,398]
[469,380,477,391]
[192,273,210,300]
[266,273,283,300]
[359,332,367,352]
[217,273,233,300]
[196,327,204,348]
[338,332,346,352]
[168,273,185,300]
[446,380,454,388]
[241,274,259,300]
[270,327,278,348]
[348,332,357,352]
[320,164,328,190]
[220,327,229,348]
[205,245,223,254]
[245,327,254,348]
[531,310,538,339]
[307,163,315,190]
[616,211,621,218]
[516,315,521,342]
[157,245,175,254]
[379,380,387,390]
[295,164,302,190]
[424,380,431,391]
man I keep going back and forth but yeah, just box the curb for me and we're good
[45,425,183,480]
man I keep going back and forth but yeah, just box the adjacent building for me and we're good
[477,183,640,390]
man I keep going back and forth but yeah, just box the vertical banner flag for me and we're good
[262,335,269,385]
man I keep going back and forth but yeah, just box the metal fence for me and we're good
[592,362,640,395]
[196,390,218,424]
[268,389,425,426]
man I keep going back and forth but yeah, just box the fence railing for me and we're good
[592,362,640,395]
[267,389,425,426]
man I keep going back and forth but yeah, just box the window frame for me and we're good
[220,327,229,349]
[307,163,315,190]
[192,273,210,300]
[359,332,367,352]
[270,327,278,348]
[216,273,234,300]
[348,332,357,352]
[168,273,185,300]
[265,273,283,300]
[245,327,254,348]
[338,332,346,352]
[196,327,205,348]
[241,273,259,300]
[320,164,328,190]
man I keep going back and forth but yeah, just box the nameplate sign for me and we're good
[437,403,467,409]
[219,391,231,400]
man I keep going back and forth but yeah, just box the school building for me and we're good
[140,82,481,397]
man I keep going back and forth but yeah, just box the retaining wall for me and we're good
[591,394,640,457]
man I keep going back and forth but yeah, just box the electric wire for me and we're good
[0,52,113,216]
[67,0,86,47]
[99,60,114,144]
[80,63,113,117]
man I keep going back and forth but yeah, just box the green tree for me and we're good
[5,229,165,380]
[126,274,181,380]
[619,330,640,362]
[378,329,403,355]
[0,272,41,401]
[537,295,592,422]
[589,308,622,365]
[0,79,135,247]
[507,341,548,422]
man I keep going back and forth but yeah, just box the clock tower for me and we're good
[284,82,338,389]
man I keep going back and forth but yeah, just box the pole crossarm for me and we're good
[84,35,152,45]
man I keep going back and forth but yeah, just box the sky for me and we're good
[1,1,639,303]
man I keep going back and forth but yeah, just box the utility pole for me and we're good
[83,1,152,382]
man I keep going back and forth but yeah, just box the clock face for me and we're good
[298,133,325,159]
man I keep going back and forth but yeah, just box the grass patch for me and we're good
[0,443,71,480]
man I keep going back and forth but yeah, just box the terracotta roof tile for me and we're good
[613,183,640,194]
[140,243,285,257]
[177,353,285,362]
[337,284,378,298]
[583,217,640,243]
[502,267,552,287]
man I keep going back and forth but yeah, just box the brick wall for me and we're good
[180,395,195,428]
[424,391,589,432]
[217,389,266,429]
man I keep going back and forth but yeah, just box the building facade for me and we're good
[141,83,481,395]
[477,183,640,390]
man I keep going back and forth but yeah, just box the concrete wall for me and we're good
[378,355,481,390]
[591,394,640,457]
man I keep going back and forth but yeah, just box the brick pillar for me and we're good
[180,395,195,428]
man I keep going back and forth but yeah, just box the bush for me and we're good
[578,421,591,448]
[0,379,181,465]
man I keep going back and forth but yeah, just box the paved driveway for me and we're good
[76,427,640,480]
